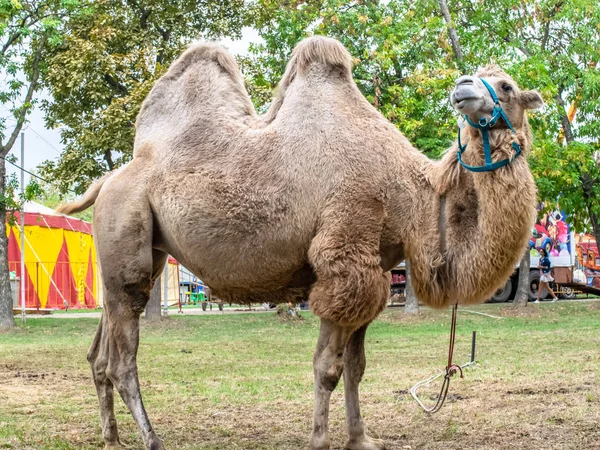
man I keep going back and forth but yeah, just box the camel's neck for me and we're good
[407,127,537,307]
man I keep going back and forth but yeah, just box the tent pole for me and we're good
[163,259,169,316]
[20,133,25,324]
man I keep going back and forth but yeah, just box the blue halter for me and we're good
[457,78,522,172]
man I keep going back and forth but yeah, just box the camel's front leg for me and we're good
[343,324,386,450]
[310,319,353,450]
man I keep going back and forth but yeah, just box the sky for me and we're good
[4,27,262,186]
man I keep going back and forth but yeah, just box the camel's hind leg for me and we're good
[90,172,167,450]
[89,249,167,450]
[88,313,121,448]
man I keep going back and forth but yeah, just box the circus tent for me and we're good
[7,201,99,310]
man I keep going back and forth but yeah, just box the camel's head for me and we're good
[450,65,543,130]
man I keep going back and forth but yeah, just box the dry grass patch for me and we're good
[1,302,599,449]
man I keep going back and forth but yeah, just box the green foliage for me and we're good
[40,0,248,194]
[0,1,79,235]
[0,0,81,146]
[0,172,43,226]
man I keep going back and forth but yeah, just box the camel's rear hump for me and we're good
[134,42,256,154]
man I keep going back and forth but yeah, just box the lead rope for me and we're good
[410,303,474,414]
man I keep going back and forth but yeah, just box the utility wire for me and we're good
[26,125,64,155]
[0,154,78,195]
[3,128,80,194]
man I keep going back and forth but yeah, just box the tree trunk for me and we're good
[0,160,15,328]
[557,94,600,250]
[513,247,530,307]
[144,277,162,320]
[404,261,419,315]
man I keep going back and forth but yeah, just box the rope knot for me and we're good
[446,363,463,379]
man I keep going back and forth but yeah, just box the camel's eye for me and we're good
[502,83,513,92]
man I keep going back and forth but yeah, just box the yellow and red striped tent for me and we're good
[7,201,98,310]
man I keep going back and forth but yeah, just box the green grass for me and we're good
[1,302,599,449]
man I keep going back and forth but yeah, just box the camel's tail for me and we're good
[55,172,112,215]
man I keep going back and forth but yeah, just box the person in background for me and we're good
[536,248,558,303]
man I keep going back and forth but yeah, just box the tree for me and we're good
[145,277,161,321]
[36,178,93,221]
[40,0,247,194]
[0,0,78,328]
[513,247,531,307]
[404,261,419,315]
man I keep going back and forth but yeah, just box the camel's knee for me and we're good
[315,358,344,392]
[88,321,110,382]
[106,280,152,315]
[90,353,110,384]
[310,268,390,328]
[314,344,345,392]
[105,360,138,390]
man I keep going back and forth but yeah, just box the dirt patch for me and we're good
[588,301,600,311]
[499,304,544,317]
[275,304,305,323]
[378,309,431,324]
[506,384,592,396]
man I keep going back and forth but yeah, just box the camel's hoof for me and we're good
[104,443,128,450]
[345,435,386,450]
[309,434,330,450]
[148,437,166,450]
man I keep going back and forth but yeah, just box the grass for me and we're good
[1,301,599,449]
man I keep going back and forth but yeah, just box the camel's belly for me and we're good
[149,173,316,296]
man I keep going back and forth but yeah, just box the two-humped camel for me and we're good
[59,37,542,450]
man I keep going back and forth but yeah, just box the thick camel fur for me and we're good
[58,37,542,450]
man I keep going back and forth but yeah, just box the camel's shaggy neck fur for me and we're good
[410,127,536,307]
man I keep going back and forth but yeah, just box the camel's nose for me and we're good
[455,76,476,87]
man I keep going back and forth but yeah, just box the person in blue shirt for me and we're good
[535,248,558,303]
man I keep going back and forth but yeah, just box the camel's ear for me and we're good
[521,90,544,110]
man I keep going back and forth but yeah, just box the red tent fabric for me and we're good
[46,237,79,309]
[84,249,96,308]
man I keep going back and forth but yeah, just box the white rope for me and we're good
[410,360,475,412]
[459,309,503,319]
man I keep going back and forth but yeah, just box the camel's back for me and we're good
[135,37,425,299]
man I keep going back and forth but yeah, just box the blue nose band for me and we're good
[457,78,522,172]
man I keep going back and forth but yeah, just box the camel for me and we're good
[58,37,542,450]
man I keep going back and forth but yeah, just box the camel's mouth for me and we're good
[451,88,483,107]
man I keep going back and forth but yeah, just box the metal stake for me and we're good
[163,259,169,316]
[20,132,25,324]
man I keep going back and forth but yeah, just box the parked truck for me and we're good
[491,208,598,301]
